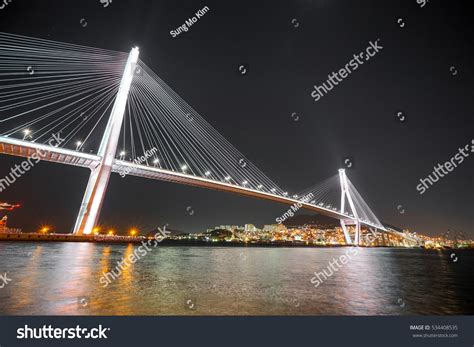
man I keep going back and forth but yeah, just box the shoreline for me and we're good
[1,232,466,249]
[0,232,143,244]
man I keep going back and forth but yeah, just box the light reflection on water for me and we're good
[0,242,472,315]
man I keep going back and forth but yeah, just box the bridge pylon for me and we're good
[339,168,361,246]
[73,47,140,235]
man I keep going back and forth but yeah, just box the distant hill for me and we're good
[282,214,340,228]
[282,213,401,231]
[145,226,187,237]
[381,222,403,232]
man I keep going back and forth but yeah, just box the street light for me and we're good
[40,226,51,233]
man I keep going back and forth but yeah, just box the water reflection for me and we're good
[0,243,472,315]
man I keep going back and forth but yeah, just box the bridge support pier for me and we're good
[340,220,352,245]
[354,221,360,246]
[73,47,139,235]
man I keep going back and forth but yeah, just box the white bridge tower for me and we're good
[73,48,139,235]
[339,168,361,246]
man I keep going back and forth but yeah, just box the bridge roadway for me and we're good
[0,136,386,231]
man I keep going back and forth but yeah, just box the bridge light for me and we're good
[242,180,248,186]
[224,176,231,181]
[153,158,160,167]
[181,165,188,172]
[119,151,126,159]
[293,194,298,199]
[76,141,82,150]
[204,171,211,176]
[22,129,31,140]
[257,184,263,189]
[310,200,316,204]
[283,192,288,196]
[271,188,276,193]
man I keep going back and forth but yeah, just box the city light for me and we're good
[39,226,50,233]
[129,228,138,236]
[179,222,460,249]
[108,229,115,236]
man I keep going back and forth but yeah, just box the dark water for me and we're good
[0,242,472,315]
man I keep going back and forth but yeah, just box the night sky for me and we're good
[0,0,472,236]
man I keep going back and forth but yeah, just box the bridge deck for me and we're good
[0,136,386,231]
[0,136,100,169]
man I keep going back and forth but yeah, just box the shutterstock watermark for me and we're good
[310,228,378,288]
[100,225,170,287]
[416,140,473,195]
[0,132,64,193]
[0,272,12,289]
[276,192,314,224]
[170,5,210,38]
[0,0,13,11]
[118,147,158,178]
[311,39,383,102]
[17,324,110,339]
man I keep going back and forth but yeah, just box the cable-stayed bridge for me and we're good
[0,32,386,245]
